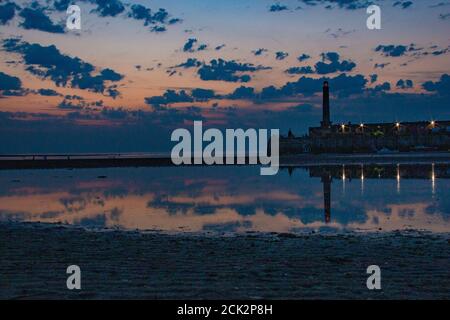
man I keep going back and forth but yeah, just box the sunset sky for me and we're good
[0,0,449,153]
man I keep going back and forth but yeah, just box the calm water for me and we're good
[1,164,449,234]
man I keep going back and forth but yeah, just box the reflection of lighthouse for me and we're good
[321,174,332,223]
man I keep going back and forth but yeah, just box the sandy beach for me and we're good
[1,222,449,300]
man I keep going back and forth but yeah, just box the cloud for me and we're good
[275,51,289,60]
[299,0,371,10]
[0,71,22,91]
[374,62,390,69]
[440,13,450,20]
[92,0,125,17]
[396,79,413,89]
[326,28,356,39]
[182,38,208,52]
[252,48,268,56]
[314,52,356,74]
[375,44,409,57]
[422,74,450,95]
[263,73,368,98]
[297,54,311,62]
[228,86,255,99]
[128,4,181,32]
[145,89,194,107]
[197,59,270,83]
[0,2,18,25]
[368,82,391,93]
[191,88,216,101]
[144,73,372,107]
[37,88,61,96]
[53,0,71,11]
[393,1,413,9]
[51,0,181,33]
[19,7,64,33]
[3,38,123,97]
[215,44,226,51]
[172,58,202,69]
[370,74,378,83]
[285,66,314,74]
[269,3,289,12]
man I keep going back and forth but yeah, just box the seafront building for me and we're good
[280,81,450,154]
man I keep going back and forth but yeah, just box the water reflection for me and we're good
[0,163,449,233]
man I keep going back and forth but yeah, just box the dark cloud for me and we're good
[269,3,289,12]
[299,0,371,10]
[370,74,378,83]
[369,82,391,93]
[285,66,314,74]
[145,89,194,107]
[396,79,413,89]
[19,7,64,33]
[314,52,356,74]
[440,13,450,20]
[182,38,208,52]
[375,44,409,57]
[297,53,311,62]
[393,1,413,9]
[128,4,180,32]
[261,73,368,98]
[374,62,390,69]
[58,99,85,110]
[228,86,255,99]
[191,88,216,101]
[326,28,355,39]
[275,51,289,60]
[3,38,123,97]
[92,0,125,17]
[197,59,270,83]
[144,73,371,106]
[0,2,18,25]
[51,0,180,32]
[37,88,61,96]
[172,58,202,69]
[215,44,226,51]
[0,71,22,91]
[252,48,268,56]
[422,74,450,95]
[144,87,217,107]
[53,0,70,11]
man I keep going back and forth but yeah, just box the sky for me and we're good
[0,0,449,153]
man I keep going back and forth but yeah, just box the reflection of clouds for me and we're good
[348,203,450,233]
[1,167,450,234]
[1,189,450,233]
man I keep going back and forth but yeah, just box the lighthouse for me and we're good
[321,81,331,128]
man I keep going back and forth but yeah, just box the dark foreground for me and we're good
[1,222,450,299]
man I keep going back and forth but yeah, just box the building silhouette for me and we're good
[280,82,450,154]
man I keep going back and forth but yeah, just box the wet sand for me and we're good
[1,222,449,299]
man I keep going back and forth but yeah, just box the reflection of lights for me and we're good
[396,164,401,194]
[432,163,436,195]
[360,165,364,194]
[342,165,346,194]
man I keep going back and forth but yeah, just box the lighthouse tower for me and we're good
[320,81,331,128]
